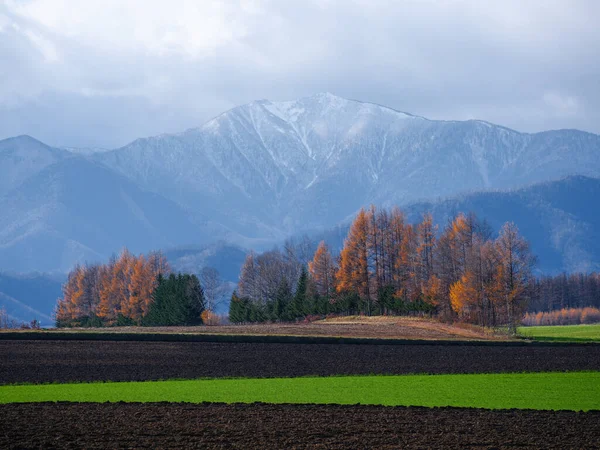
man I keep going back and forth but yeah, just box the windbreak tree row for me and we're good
[231,206,536,330]
[528,273,600,312]
[54,250,206,327]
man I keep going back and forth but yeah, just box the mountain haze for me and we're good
[308,176,600,274]
[0,156,207,272]
[0,135,68,198]
[0,273,62,325]
[404,175,600,274]
[1,93,599,276]
[97,93,600,237]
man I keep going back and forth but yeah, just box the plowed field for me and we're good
[2,338,599,448]
[2,340,599,383]
[1,402,598,449]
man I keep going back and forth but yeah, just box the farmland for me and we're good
[3,403,598,449]
[5,315,509,340]
[2,339,599,383]
[518,323,600,342]
[1,336,599,448]
[2,372,598,411]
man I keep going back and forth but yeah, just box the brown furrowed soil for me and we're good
[2,340,599,384]
[21,316,506,340]
[1,402,598,449]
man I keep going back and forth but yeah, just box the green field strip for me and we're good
[518,324,600,342]
[1,372,598,411]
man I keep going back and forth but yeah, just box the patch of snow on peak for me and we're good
[315,92,348,112]
[276,102,305,123]
[348,118,367,137]
[202,118,220,133]
[261,101,315,158]
[263,98,311,124]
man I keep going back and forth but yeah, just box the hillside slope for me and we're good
[0,157,210,272]
[97,93,600,236]
[313,176,600,274]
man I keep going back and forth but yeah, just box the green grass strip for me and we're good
[518,324,600,342]
[1,372,599,411]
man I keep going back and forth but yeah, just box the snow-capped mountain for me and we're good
[61,146,111,156]
[96,93,600,236]
[2,93,600,319]
[1,93,600,275]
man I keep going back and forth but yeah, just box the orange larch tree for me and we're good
[56,248,171,327]
[113,249,134,317]
[336,208,373,313]
[449,270,479,319]
[126,255,147,323]
[308,241,337,299]
[97,257,119,324]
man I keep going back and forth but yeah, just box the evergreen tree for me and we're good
[377,285,396,315]
[313,294,330,315]
[249,301,267,323]
[143,273,167,325]
[290,266,309,320]
[143,273,205,326]
[229,291,244,324]
[184,274,205,324]
[273,279,293,321]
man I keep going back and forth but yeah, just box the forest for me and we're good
[230,207,537,330]
[529,273,600,311]
[53,206,600,330]
[54,250,205,327]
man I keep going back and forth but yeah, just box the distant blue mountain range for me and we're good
[1,93,599,321]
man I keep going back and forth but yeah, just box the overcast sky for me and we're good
[1,0,599,148]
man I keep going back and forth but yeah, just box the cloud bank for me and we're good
[1,0,598,147]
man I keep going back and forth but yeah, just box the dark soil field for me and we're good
[1,402,598,449]
[3,339,599,448]
[2,340,600,383]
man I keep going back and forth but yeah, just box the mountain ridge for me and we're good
[311,174,600,274]
[1,92,600,321]
[1,93,599,275]
[0,156,211,272]
[93,93,600,239]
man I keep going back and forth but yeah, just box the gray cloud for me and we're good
[0,0,598,148]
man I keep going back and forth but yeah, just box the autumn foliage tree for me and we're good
[336,208,373,314]
[308,241,336,300]
[334,207,444,316]
[232,206,536,328]
[55,249,170,327]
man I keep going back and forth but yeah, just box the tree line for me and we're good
[54,249,206,327]
[522,307,600,326]
[528,272,600,312]
[230,207,536,331]
[0,306,41,330]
